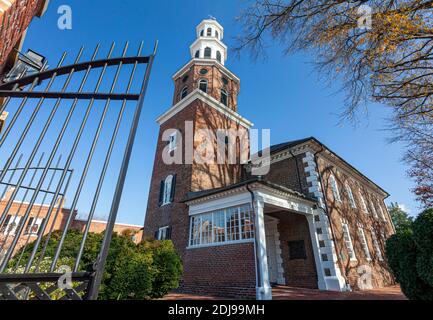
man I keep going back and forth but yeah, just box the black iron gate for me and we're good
[0,41,157,300]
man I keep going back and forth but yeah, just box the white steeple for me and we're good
[189,18,228,65]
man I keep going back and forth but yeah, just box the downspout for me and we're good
[246,183,261,297]
[313,147,350,289]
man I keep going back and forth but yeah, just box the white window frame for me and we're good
[371,230,384,261]
[2,215,21,235]
[359,190,369,214]
[162,175,173,206]
[329,174,342,202]
[168,132,178,152]
[341,220,357,262]
[188,204,254,248]
[376,200,387,222]
[180,86,188,100]
[25,217,44,236]
[358,226,371,261]
[157,226,170,240]
[369,197,378,219]
[345,183,357,208]
[198,79,208,93]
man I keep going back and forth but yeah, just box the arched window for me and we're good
[199,79,208,93]
[204,47,212,58]
[207,28,212,36]
[329,175,341,202]
[220,89,228,106]
[160,175,175,206]
[215,30,219,39]
[200,29,204,37]
[216,51,222,62]
[345,183,356,208]
[195,50,200,58]
[180,86,188,100]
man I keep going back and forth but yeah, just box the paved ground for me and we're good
[162,285,407,300]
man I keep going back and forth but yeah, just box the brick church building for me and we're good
[143,18,395,299]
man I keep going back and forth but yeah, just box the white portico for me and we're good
[185,179,328,300]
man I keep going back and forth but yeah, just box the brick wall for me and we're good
[0,0,48,76]
[315,154,395,289]
[181,242,256,298]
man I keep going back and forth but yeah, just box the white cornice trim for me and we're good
[156,89,254,128]
[172,59,240,82]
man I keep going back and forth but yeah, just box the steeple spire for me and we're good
[190,18,228,65]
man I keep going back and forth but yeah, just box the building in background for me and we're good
[0,0,50,80]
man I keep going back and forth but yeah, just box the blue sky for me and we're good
[16,0,418,225]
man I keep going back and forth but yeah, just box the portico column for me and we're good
[253,195,272,300]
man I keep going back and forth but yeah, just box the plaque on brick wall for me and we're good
[288,240,307,260]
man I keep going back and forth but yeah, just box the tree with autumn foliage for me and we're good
[236,0,433,207]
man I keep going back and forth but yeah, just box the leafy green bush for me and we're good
[386,208,433,300]
[10,230,183,300]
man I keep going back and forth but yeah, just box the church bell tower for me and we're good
[143,18,253,255]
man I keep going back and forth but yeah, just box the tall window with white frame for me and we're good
[358,226,372,261]
[180,86,188,100]
[345,183,357,208]
[369,196,379,219]
[157,226,171,240]
[220,89,228,106]
[359,190,369,214]
[199,79,208,93]
[329,174,342,202]
[371,230,384,261]
[168,131,178,152]
[376,200,387,222]
[341,220,357,261]
[159,174,176,206]
[189,204,254,247]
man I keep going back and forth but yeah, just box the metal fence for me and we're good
[0,41,157,300]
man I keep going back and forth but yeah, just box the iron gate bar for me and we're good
[74,42,144,272]
[0,48,83,271]
[0,91,141,101]
[21,45,104,273]
[87,40,158,300]
[0,56,151,91]
[0,41,157,299]
[30,43,113,273]
[12,156,65,272]
[48,42,129,272]
[0,53,69,229]
[0,154,23,201]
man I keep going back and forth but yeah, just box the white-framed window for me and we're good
[168,131,178,152]
[359,190,369,214]
[345,183,356,208]
[371,230,384,261]
[1,215,22,235]
[376,201,387,222]
[369,197,378,219]
[358,226,371,261]
[216,51,222,63]
[207,28,212,36]
[204,47,212,58]
[341,220,357,261]
[329,174,342,202]
[157,226,171,240]
[189,204,254,247]
[220,89,228,106]
[24,217,44,235]
[160,175,175,206]
[180,86,188,100]
[199,79,208,93]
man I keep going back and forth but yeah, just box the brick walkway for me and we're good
[162,286,407,300]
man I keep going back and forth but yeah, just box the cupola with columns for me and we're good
[172,18,240,112]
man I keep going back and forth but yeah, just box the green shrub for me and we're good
[10,230,183,300]
[386,208,433,300]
